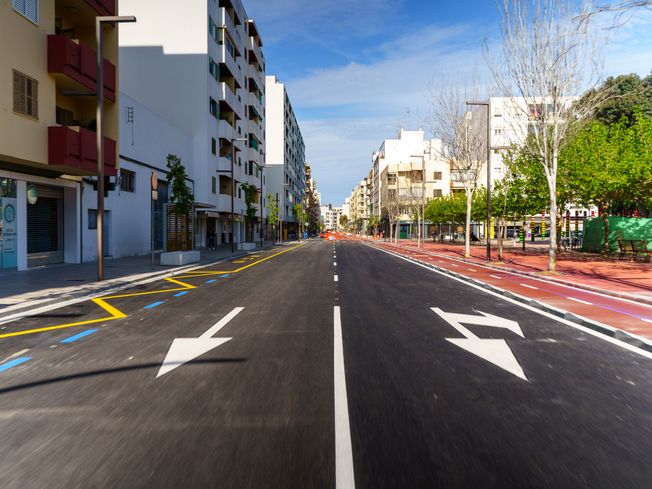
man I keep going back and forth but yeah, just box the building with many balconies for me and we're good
[0,0,119,269]
[265,75,305,240]
[119,0,267,248]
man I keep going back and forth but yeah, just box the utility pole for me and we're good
[95,15,136,281]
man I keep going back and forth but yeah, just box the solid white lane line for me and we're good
[334,306,356,489]
[642,318,652,323]
[521,284,538,290]
[568,297,593,305]
[489,275,502,279]
[334,275,339,282]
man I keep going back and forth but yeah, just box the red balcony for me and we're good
[48,126,117,176]
[85,0,115,16]
[48,35,116,102]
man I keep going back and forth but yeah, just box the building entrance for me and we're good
[27,184,64,267]
[0,178,18,269]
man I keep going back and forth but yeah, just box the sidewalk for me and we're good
[0,242,277,318]
[383,238,652,304]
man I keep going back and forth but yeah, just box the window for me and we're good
[238,187,242,199]
[13,70,38,119]
[208,15,217,41]
[494,129,502,135]
[88,209,97,230]
[211,176,217,194]
[13,0,38,24]
[120,169,135,193]
[433,189,443,198]
[209,97,218,117]
[211,138,217,155]
[226,38,235,58]
[433,171,442,180]
[209,57,219,81]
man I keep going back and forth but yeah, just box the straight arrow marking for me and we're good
[157,307,244,378]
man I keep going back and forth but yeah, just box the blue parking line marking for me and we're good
[174,291,189,297]
[206,279,217,283]
[144,301,165,309]
[60,329,98,344]
[220,274,231,278]
[0,356,31,373]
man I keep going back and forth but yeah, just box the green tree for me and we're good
[339,214,349,231]
[265,193,279,241]
[240,183,258,242]
[292,203,306,240]
[166,154,194,251]
[562,116,652,254]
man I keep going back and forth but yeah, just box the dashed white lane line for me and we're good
[642,318,652,323]
[334,275,339,282]
[489,275,502,279]
[467,268,477,272]
[449,264,459,267]
[521,283,538,290]
[438,260,446,263]
[568,297,592,305]
[334,262,337,266]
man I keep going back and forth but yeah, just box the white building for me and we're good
[119,0,267,248]
[265,75,305,240]
[320,204,342,231]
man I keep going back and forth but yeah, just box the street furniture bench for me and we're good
[618,239,634,260]
[632,239,652,262]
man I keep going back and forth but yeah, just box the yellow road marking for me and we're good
[0,245,304,340]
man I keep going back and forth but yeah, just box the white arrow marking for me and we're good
[157,307,244,378]
[431,308,524,338]
[431,307,528,381]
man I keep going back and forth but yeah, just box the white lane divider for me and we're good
[568,297,592,305]
[334,275,339,282]
[334,306,356,489]
[489,275,502,280]
[449,264,459,267]
[520,283,538,290]
[334,262,337,266]
[467,268,477,272]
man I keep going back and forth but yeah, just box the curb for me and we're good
[369,243,652,354]
[0,247,273,322]
[389,243,652,307]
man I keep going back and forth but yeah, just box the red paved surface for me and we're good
[335,234,652,342]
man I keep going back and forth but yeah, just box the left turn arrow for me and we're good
[157,307,244,378]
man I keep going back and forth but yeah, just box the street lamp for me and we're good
[96,15,136,281]
[465,100,492,261]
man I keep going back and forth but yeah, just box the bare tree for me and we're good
[488,0,607,272]
[429,82,486,258]
[578,0,651,20]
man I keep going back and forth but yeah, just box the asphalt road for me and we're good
[0,240,651,488]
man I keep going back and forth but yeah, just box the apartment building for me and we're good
[365,130,450,237]
[346,178,371,232]
[0,0,120,270]
[320,204,342,231]
[265,75,305,239]
[119,0,266,248]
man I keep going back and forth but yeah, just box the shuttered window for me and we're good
[13,70,38,119]
[12,0,38,24]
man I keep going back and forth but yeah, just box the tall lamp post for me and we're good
[96,15,136,281]
[465,100,492,261]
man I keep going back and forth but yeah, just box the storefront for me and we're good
[0,178,18,269]
[26,184,65,267]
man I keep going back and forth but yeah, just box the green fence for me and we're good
[582,217,652,253]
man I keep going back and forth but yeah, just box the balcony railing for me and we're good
[85,0,115,16]
[48,35,116,102]
[48,126,116,176]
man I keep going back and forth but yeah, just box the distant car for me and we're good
[319,232,327,238]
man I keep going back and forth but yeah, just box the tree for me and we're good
[240,182,258,242]
[339,214,349,231]
[429,81,486,257]
[292,203,306,239]
[166,154,194,251]
[578,74,652,126]
[561,116,652,254]
[265,193,279,242]
[489,0,607,271]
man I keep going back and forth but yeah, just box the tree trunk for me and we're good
[522,220,526,251]
[601,208,610,257]
[548,180,557,273]
[497,218,504,261]
[464,190,472,258]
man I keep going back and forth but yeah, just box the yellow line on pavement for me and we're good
[0,298,126,340]
[0,245,303,340]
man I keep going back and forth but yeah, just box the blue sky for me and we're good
[244,0,652,206]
